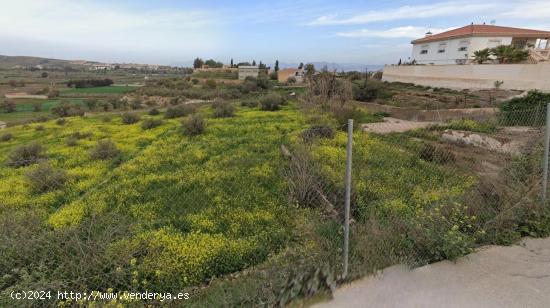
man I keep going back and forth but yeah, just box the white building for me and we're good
[411,24,550,65]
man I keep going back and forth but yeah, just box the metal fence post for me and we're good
[343,119,353,279]
[542,103,550,204]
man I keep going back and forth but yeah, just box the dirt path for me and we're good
[362,117,438,133]
[315,237,550,308]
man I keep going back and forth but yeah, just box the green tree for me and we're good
[298,62,304,69]
[252,60,256,66]
[304,63,315,81]
[193,58,204,69]
[473,48,492,64]
[274,60,279,72]
[230,58,234,68]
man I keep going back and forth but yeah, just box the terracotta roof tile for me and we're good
[412,25,550,44]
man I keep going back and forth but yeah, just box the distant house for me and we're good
[238,66,260,80]
[277,68,305,83]
[411,24,550,65]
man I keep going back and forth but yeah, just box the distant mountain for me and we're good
[0,55,74,69]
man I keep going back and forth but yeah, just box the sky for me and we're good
[1,0,550,66]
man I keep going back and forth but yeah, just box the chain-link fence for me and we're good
[288,103,550,286]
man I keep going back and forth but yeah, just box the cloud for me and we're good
[337,26,452,39]
[501,0,550,19]
[308,1,497,25]
[0,0,220,62]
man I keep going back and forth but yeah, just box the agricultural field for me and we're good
[60,85,138,95]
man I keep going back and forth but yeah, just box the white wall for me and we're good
[383,63,550,91]
[412,36,512,65]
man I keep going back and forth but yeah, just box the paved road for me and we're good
[315,237,550,308]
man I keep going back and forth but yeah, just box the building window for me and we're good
[438,49,445,53]
[420,50,428,54]
[458,46,468,51]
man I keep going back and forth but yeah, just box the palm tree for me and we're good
[491,45,529,64]
[473,48,491,64]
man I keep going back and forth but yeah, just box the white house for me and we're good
[411,24,550,65]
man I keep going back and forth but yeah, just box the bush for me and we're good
[1,100,16,113]
[259,93,285,111]
[70,131,93,140]
[241,100,258,108]
[203,79,217,89]
[65,137,78,147]
[191,78,199,85]
[52,104,85,117]
[300,125,335,143]
[56,118,67,126]
[419,143,455,164]
[90,140,120,160]
[0,133,12,142]
[212,100,235,118]
[331,105,382,130]
[141,118,163,130]
[6,142,46,167]
[130,100,142,110]
[83,98,98,110]
[121,112,140,124]
[165,104,196,119]
[35,125,45,131]
[25,163,67,193]
[182,114,205,136]
[67,78,113,88]
[499,90,550,126]
[148,108,160,116]
[32,102,42,112]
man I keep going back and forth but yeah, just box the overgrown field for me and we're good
[1,98,549,306]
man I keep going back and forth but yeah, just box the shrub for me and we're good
[25,163,67,193]
[35,125,45,131]
[212,100,235,118]
[499,90,550,126]
[165,104,196,119]
[331,105,382,130]
[287,76,296,84]
[65,137,78,147]
[141,118,163,130]
[300,125,335,143]
[130,99,143,110]
[241,100,258,108]
[182,114,205,136]
[121,112,140,124]
[90,140,120,160]
[191,78,199,85]
[148,108,160,116]
[6,142,46,168]
[203,79,217,89]
[70,131,93,140]
[83,98,98,110]
[257,74,270,89]
[0,133,12,142]
[101,115,112,122]
[259,93,284,111]
[32,102,42,112]
[56,118,67,126]
[1,100,16,113]
[419,143,455,164]
[52,104,85,117]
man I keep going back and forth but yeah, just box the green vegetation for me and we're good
[61,85,136,95]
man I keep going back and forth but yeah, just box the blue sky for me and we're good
[1,0,549,65]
